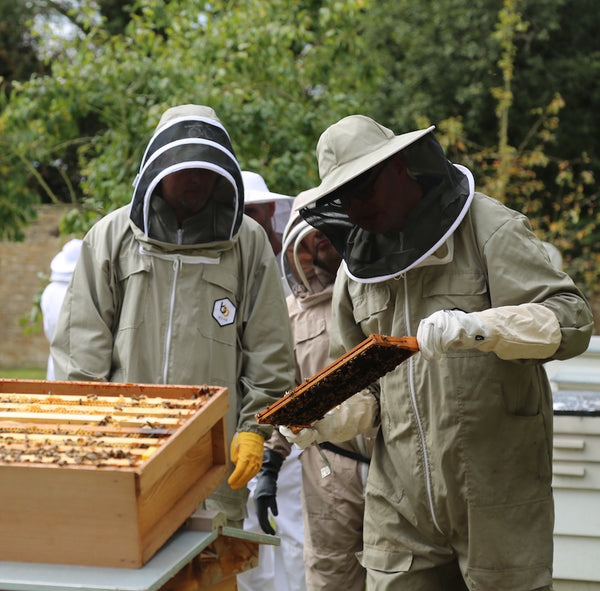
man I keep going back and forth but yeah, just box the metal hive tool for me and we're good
[256,334,419,429]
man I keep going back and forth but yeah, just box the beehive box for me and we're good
[0,379,228,568]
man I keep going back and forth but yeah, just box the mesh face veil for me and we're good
[130,109,244,246]
[299,132,474,282]
[282,218,319,297]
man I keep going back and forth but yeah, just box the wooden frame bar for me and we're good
[256,334,419,428]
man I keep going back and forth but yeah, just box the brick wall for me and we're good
[0,205,73,369]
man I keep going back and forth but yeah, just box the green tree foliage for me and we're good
[430,0,598,300]
[0,2,49,96]
[514,0,600,164]
[486,0,598,301]
[1,0,378,238]
[363,0,511,143]
[364,0,598,162]
[0,0,597,302]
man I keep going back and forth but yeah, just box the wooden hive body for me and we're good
[256,334,419,428]
[0,379,229,568]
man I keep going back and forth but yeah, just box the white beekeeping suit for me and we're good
[238,170,304,591]
[40,238,82,379]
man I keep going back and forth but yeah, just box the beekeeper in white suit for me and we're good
[242,170,293,276]
[40,238,82,380]
[238,170,304,591]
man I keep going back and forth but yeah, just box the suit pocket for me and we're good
[350,283,391,333]
[421,271,489,314]
[116,258,151,330]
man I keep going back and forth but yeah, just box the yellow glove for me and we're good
[227,431,265,490]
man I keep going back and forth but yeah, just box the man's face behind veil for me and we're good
[161,168,219,223]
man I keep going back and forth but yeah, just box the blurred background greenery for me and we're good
[1,0,598,327]
[0,368,46,379]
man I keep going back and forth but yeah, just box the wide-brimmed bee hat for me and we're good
[297,115,473,282]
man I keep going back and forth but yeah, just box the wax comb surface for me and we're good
[256,334,419,428]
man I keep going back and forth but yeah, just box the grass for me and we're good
[0,368,47,380]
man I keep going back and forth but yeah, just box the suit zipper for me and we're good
[162,257,181,383]
[403,274,443,534]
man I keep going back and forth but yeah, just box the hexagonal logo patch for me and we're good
[212,297,236,327]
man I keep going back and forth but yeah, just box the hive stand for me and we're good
[0,510,279,591]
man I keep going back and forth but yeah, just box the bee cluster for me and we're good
[0,390,213,468]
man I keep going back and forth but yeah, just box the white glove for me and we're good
[417,309,487,360]
[278,425,319,449]
[279,389,379,450]
[417,304,561,361]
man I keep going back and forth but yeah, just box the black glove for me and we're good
[253,448,284,535]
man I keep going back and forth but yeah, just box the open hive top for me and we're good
[256,334,419,429]
[0,380,220,469]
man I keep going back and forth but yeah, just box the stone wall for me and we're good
[0,205,73,369]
